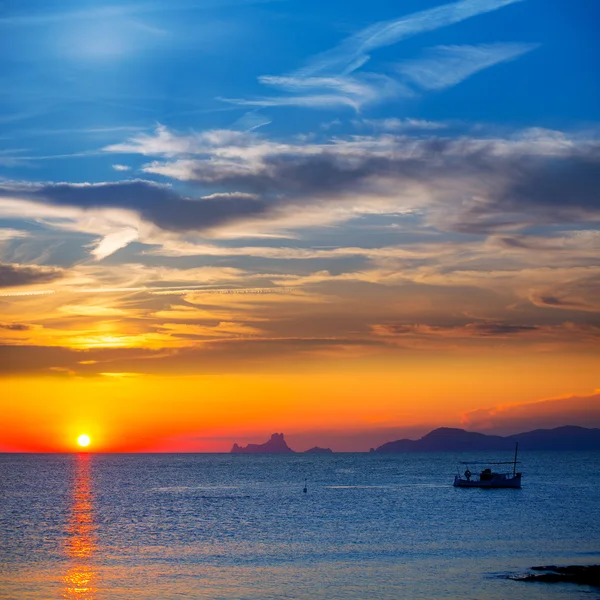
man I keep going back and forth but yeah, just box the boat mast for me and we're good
[513,442,518,476]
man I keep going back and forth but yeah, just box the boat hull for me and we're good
[454,474,521,488]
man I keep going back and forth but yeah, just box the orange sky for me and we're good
[2,350,599,452]
[1,251,599,452]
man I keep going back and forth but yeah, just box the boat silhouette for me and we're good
[453,442,522,488]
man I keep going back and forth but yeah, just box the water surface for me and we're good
[1,452,599,599]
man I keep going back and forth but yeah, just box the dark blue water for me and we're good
[1,452,599,599]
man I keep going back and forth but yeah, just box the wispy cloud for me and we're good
[0,229,29,242]
[397,43,539,90]
[353,118,448,131]
[296,0,524,77]
[227,0,530,111]
[231,111,272,132]
[91,228,139,260]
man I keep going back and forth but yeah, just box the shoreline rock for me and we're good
[510,565,600,588]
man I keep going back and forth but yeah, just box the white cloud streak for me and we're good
[298,0,524,77]
[91,227,139,260]
[397,43,539,90]
[0,229,29,241]
[227,0,529,111]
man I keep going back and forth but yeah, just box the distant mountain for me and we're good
[375,426,600,452]
[509,426,600,451]
[231,433,295,454]
[304,446,333,454]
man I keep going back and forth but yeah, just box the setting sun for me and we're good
[77,434,91,448]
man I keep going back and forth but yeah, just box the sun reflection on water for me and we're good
[62,454,99,599]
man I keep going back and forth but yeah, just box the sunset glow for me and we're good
[0,0,598,454]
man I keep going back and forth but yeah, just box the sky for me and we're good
[1,0,599,452]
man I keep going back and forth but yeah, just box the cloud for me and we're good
[0,322,32,331]
[0,180,268,241]
[112,164,131,172]
[0,336,386,376]
[374,322,542,338]
[224,73,410,110]
[225,0,528,111]
[298,0,523,77]
[371,320,600,350]
[528,274,600,313]
[0,229,29,241]
[354,118,448,131]
[1,126,596,250]
[91,227,139,260]
[105,125,252,156]
[231,111,272,132]
[396,43,539,91]
[131,126,600,235]
[461,391,600,433]
[0,263,63,288]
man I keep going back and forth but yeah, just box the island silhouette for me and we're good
[231,433,334,453]
[231,426,600,453]
[304,446,334,454]
[231,433,295,453]
[374,425,600,452]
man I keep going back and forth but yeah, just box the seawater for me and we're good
[1,452,599,599]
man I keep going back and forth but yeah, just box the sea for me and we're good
[1,452,599,599]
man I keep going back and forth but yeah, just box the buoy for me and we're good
[303,478,307,493]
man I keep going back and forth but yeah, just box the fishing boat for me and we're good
[453,442,522,488]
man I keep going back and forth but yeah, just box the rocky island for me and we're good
[231,433,295,453]
[231,433,334,453]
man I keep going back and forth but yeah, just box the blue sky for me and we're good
[1,0,599,185]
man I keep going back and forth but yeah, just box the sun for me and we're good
[77,434,91,448]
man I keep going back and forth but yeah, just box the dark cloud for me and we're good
[461,392,600,434]
[529,275,600,312]
[468,323,540,335]
[0,338,387,376]
[2,135,599,235]
[190,152,402,194]
[537,295,569,307]
[376,320,600,343]
[504,154,600,211]
[377,322,540,337]
[182,139,600,234]
[30,182,267,233]
[0,263,63,288]
[459,153,600,233]
[0,322,32,330]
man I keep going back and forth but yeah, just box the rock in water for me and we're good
[231,433,295,453]
[510,565,600,588]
